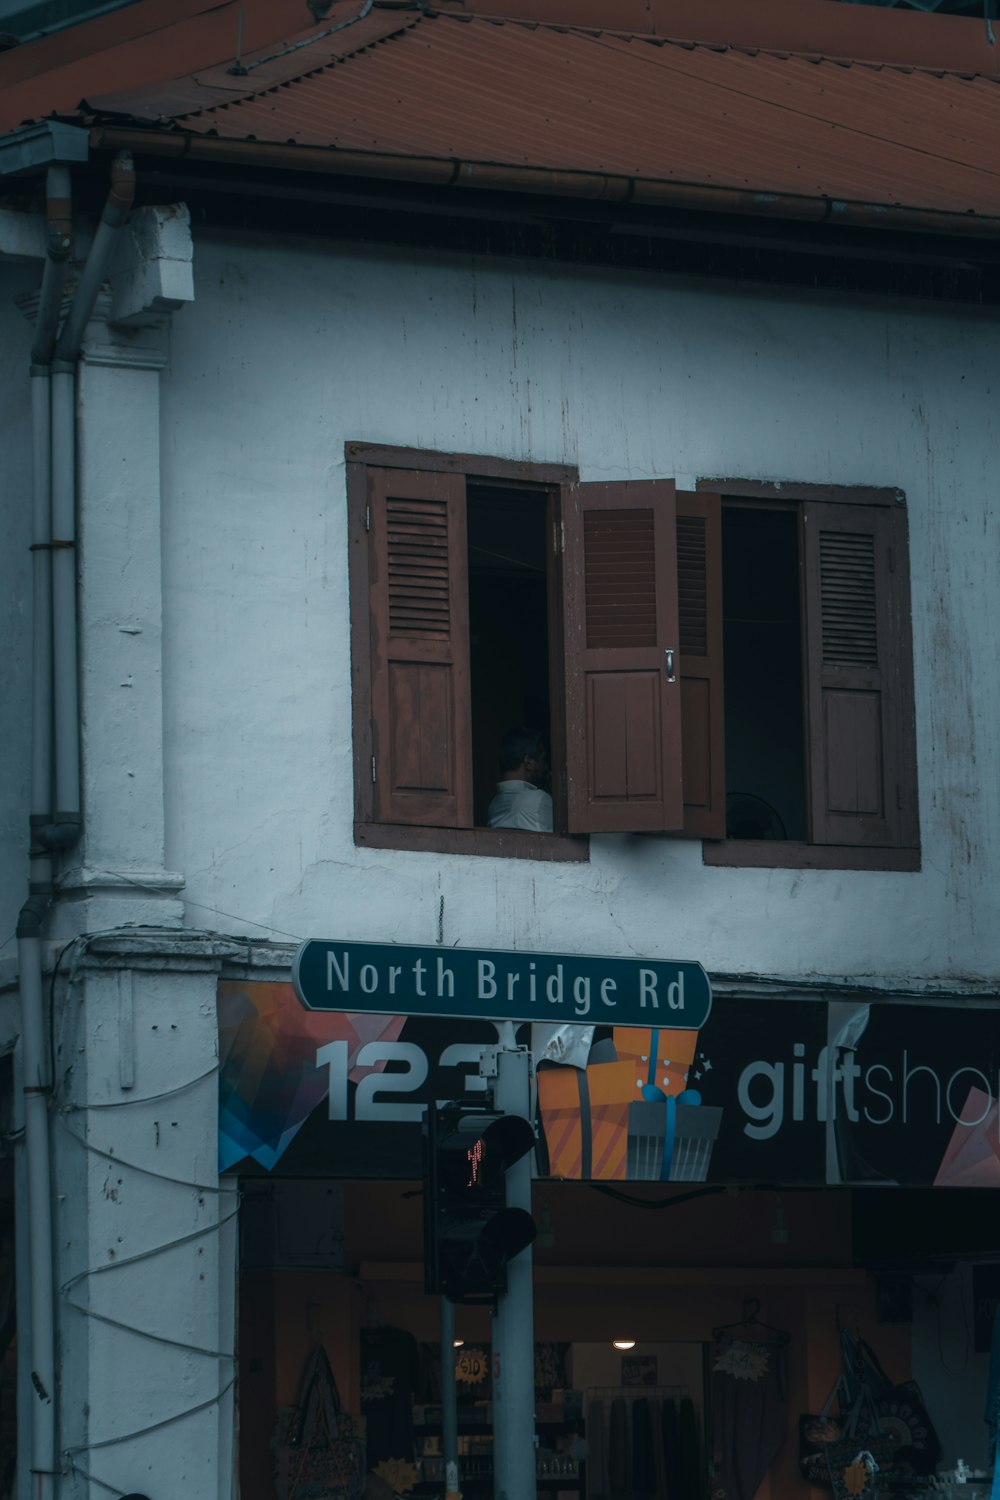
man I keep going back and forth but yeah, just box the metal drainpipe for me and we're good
[15,151,135,1500]
[49,150,135,842]
[16,162,73,1500]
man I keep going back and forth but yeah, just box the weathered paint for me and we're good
[3,210,1000,1500]
[5,230,1000,981]
[149,234,1000,986]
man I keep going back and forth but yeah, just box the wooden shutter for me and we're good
[676,491,726,839]
[562,480,683,833]
[368,467,473,827]
[802,500,917,848]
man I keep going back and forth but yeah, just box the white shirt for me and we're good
[487,779,554,832]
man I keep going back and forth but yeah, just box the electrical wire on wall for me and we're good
[37,922,245,1498]
[64,1375,237,1496]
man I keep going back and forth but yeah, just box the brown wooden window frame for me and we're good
[348,448,919,871]
[348,443,590,862]
[696,478,920,873]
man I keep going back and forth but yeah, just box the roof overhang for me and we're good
[85,123,1000,243]
[0,118,88,174]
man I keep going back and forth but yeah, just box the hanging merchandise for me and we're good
[820,1387,896,1498]
[800,1326,943,1490]
[274,1345,365,1500]
[710,1301,789,1500]
[360,1324,423,1481]
[608,1396,630,1495]
[678,1396,703,1500]
[831,1450,882,1500]
[586,1396,610,1498]
[800,1408,850,1489]
[631,1397,656,1495]
[535,1341,571,1397]
[584,1385,695,1500]
[842,1329,943,1477]
[800,1346,881,1490]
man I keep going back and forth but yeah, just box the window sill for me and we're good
[355,823,590,862]
[701,840,920,872]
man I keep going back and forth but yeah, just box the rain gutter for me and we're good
[88,124,1000,241]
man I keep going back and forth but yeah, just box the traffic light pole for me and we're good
[490,1043,536,1500]
[441,1295,461,1500]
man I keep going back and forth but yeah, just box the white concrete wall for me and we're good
[154,233,1000,985]
[53,956,236,1500]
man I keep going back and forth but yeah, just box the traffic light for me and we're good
[423,1101,537,1303]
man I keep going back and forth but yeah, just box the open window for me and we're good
[697,480,919,869]
[348,447,918,869]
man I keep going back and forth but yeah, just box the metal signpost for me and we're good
[489,1040,536,1500]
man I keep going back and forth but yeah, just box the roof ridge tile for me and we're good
[424,10,1000,84]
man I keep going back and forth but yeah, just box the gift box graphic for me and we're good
[627,1099,722,1181]
[538,1060,636,1179]
[537,1026,720,1181]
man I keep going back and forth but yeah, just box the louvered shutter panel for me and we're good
[676,491,726,839]
[368,467,473,827]
[562,480,683,833]
[803,500,917,847]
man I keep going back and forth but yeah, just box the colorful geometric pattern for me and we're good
[933,1086,1000,1188]
[217,981,403,1172]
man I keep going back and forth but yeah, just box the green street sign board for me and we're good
[293,940,712,1031]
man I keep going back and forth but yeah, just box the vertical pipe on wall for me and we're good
[29,372,53,826]
[47,363,79,831]
[50,150,135,837]
[27,161,71,858]
[13,932,56,1500]
[13,1044,32,1500]
[16,160,73,1500]
[15,150,135,1500]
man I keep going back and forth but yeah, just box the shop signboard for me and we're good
[293,939,713,1031]
[219,979,1000,1194]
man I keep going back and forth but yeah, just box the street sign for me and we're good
[292,939,712,1030]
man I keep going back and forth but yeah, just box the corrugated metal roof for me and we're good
[78,7,421,119]
[81,11,1000,221]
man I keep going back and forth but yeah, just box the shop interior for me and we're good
[237,1177,998,1500]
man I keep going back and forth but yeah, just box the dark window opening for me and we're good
[721,504,807,841]
[466,485,551,828]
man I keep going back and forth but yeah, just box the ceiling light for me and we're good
[452,1339,465,1348]
[612,1339,636,1351]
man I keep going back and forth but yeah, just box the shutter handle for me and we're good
[665,648,676,682]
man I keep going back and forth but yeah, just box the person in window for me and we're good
[487,727,553,831]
